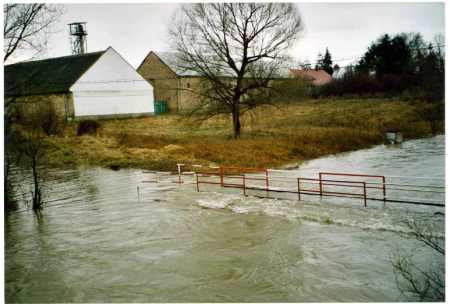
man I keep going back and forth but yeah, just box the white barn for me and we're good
[5,47,154,120]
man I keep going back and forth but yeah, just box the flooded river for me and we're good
[5,136,445,302]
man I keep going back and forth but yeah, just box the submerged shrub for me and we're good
[35,102,63,135]
[77,119,101,136]
[17,101,66,136]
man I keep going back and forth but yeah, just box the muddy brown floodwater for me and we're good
[5,136,445,302]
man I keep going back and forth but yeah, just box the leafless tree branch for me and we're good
[390,217,445,301]
[167,3,304,138]
[4,3,65,63]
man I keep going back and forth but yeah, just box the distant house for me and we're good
[5,47,154,121]
[288,69,333,97]
[289,69,333,86]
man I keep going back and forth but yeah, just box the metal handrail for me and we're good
[138,164,445,207]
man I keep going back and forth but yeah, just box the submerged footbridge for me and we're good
[136,164,445,207]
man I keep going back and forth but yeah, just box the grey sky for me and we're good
[18,2,446,69]
[296,3,445,66]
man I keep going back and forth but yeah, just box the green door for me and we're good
[154,101,167,116]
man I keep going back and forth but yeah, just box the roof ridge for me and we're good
[5,49,107,96]
[150,51,180,76]
[5,50,107,67]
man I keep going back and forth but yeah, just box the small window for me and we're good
[187,83,190,88]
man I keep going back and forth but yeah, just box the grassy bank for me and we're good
[46,97,440,171]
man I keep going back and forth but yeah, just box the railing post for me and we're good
[196,172,199,192]
[265,170,269,190]
[297,178,301,201]
[363,182,367,207]
[220,167,224,187]
[319,173,323,196]
[177,164,181,183]
[382,176,386,202]
[243,174,246,197]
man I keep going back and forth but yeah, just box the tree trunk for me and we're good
[31,157,40,210]
[232,110,241,139]
[4,155,10,206]
[430,120,437,135]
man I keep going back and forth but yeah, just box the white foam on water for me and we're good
[197,194,244,209]
[196,193,446,234]
[171,136,446,235]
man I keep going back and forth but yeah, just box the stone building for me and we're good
[137,51,206,111]
[5,47,154,121]
[137,51,300,110]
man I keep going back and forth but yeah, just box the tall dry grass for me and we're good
[46,97,440,171]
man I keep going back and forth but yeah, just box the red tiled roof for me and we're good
[289,69,333,85]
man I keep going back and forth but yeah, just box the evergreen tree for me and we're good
[322,47,333,75]
[357,33,413,78]
[314,51,323,70]
[300,59,312,70]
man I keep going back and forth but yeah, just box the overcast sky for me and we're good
[11,2,446,69]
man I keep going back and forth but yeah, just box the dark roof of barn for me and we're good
[4,50,106,97]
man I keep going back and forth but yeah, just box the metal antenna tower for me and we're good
[68,22,88,55]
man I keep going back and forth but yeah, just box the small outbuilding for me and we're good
[5,47,154,121]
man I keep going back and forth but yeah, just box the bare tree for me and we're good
[22,129,48,210]
[167,3,304,138]
[414,101,445,135]
[4,116,22,211]
[18,102,57,210]
[298,59,312,70]
[4,3,65,209]
[390,218,445,301]
[414,35,445,135]
[433,34,445,72]
[4,3,65,109]
[4,3,65,63]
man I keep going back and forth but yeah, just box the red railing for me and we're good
[137,164,444,207]
[298,177,367,207]
[219,166,269,189]
[141,166,378,207]
[196,172,247,196]
[319,172,385,201]
[195,172,370,206]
